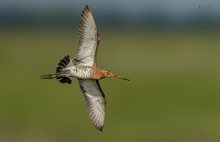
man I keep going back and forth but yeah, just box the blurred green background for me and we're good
[0,0,220,142]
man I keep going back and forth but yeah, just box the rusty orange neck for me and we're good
[94,69,108,79]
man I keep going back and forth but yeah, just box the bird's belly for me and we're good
[70,66,93,79]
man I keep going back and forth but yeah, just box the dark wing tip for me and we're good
[85,5,89,10]
[98,126,103,132]
[83,5,91,13]
[94,124,103,131]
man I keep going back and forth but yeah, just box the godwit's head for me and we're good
[98,70,130,81]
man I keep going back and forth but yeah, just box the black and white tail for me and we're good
[40,55,74,84]
[56,55,73,84]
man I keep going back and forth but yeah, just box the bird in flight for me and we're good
[40,5,129,131]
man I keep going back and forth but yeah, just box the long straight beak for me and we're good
[112,74,130,81]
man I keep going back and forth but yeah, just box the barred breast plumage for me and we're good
[70,66,95,79]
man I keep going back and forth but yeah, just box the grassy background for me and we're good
[0,29,220,142]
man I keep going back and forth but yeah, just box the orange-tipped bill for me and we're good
[112,74,130,81]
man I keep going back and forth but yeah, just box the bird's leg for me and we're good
[40,73,57,79]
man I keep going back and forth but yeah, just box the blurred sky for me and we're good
[0,0,220,29]
[0,0,220,13]
[0,0,220,11]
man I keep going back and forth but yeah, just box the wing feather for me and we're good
[75,5,100,66]
[78,79,106,131]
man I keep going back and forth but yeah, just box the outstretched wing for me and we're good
[78,79,106,131]
[75,5,100,66]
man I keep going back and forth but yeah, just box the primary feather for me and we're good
[75,5,100,66]
[78,79,106,131]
